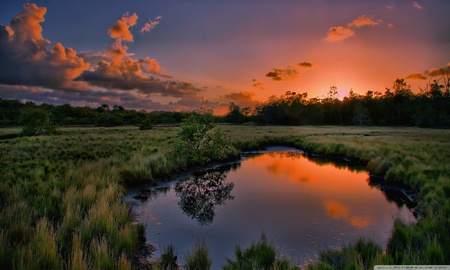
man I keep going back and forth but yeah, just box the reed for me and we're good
[184,241,211,270]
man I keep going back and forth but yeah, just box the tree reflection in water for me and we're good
[174,165,237,225]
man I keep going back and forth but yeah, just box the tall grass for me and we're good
[184,241,211,270]
[224,234,299,270]
[0,125,449,269]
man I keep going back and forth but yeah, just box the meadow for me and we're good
[0,125,449,269]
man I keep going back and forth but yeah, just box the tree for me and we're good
[174,110,238,165]
[20,108,59,136]
[352,105,372,126]
[139,117,153,130]
[225,102,245,124]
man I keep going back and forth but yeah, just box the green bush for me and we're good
[139,118,153,130]
[223,234,298,270]
[20,108,59,136]
[174,111,238,165]
[184,241,211,270]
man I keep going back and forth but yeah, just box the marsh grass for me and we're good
[0,125,449,269]
[151,245,179,270]
[184,240,211,270]
[224,234,299,270]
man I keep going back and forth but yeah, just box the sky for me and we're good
[1,0,449,114]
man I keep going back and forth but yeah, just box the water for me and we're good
[127,147,416,268]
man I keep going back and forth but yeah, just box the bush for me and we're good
[184,241,211,270]
[151,245,178,270]
[223,234,299,270]
[20,108,59,136]
[174,110,238,165]
[139,118,153,130]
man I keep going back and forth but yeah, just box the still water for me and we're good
[128,147,415,267]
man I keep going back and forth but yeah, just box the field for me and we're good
[0,125,449,269]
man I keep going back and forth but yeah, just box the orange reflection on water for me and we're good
[325,200,371,228]
[250,152,386,229]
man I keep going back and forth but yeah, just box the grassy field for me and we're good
[0,125,449,269]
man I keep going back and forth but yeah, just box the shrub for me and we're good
[139,118,153,130]
[174,110,238,165]
[20,108,59,136]
[184,241,211,270]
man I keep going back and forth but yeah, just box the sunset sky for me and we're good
[1,0,449,114]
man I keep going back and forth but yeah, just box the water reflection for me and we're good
[133,186,170,202]
[174,164,237,225]
[325,200,371,228]
[131,149,416,268]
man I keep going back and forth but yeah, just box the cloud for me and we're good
[0,3,90,90]
[324,26,355,42]
[108,12,138,43]
[221,91,255,102]
[325,201,371,228]
[405,73,428,80]
[0,4,209,112]
[347,15,382,27]
[141,16,162,33]
[325,15,386,42]
[265,67,298,81]
[219,91,258,110]
[412,2,424,9]
[425,63,450,77]
[298,62,313,68]
[77,13,203,99]
[386,4,395,10]
[252,79,264,89]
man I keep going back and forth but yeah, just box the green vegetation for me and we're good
[174,110,239,165]
[0,125,449,269]
[185,241,212,270]
[151,245,179,270]
[224,234,299,270]
[20,107,59,136]
[227,79,450,127]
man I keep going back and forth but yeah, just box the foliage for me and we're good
[184,241,211,270]
[0,99,193,127]
[174,110,238,165]
[224,234,299,270]
[228,78,449,127]
[151,245,179,270]
[139,117,154,130]
[20,107,59,136]
[308,238,382,270]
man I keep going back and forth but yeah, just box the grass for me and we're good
[185,241,212,270]
[0,125,449,269]
[224,234,299,270]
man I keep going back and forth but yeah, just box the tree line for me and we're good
[226,79,450,128]
[1,78,449,130]
[0,101,190,127]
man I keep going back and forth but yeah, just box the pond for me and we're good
[127,147,416,268]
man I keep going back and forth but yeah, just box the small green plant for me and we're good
[184,240,211,270]
[223,234,298,270]
[151,245,179,270]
